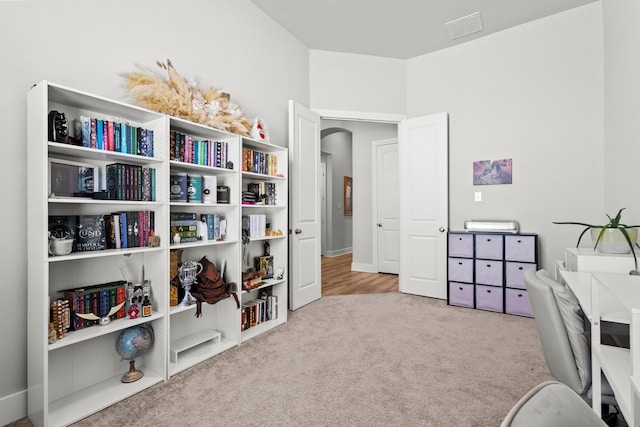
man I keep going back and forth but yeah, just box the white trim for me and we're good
[325,247,352,257]
[351,262,377,273]
[0,389,26,426]
[313,109,406,123]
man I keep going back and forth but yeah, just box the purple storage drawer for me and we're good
[449,233,474,258]
[505,235,536,262]
[505,262,537,289]
[505,288,533,317]
[475,234,504,260]
[475,259,503,286]
[449,282,474,308]
[475,285,503,312]
[448,257,473,283]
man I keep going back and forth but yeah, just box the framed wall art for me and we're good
[473,158,512,185]
[344,176,352,216]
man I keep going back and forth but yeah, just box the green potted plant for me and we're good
[553,208,640,269]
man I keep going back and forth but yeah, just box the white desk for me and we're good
[560,270,640,324]
[558,269,640,426]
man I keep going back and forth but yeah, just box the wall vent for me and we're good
[446,12,483,40]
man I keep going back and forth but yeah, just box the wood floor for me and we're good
[321,253,398,296]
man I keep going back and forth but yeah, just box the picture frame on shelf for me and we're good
[48,157,98,198]
[344,176,352,216]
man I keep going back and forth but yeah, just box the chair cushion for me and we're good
[535,269,591,393]
[501,381,607,427]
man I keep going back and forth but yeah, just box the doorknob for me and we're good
[439,227,446,232]
[378,223,382,227]
[294,229,302,234]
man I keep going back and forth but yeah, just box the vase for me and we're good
[591,228,638,254]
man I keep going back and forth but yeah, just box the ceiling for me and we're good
[249,0,599,59]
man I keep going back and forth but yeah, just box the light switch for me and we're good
[474,192,482,202]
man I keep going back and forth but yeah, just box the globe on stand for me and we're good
[115,324,154,383]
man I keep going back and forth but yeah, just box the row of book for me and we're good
[242,214,268,238]
[242,148,279,176]
[49,212,156,253]
[61,280,127,330]
[242,295,278,331]
[242,182,277,205]
[170,131,231,168]
[170,212,225,243]
[79,116,154,157]
[106,211,156,249]
[106,163,156,201]
[170,173,219,204]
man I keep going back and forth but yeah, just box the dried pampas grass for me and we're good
[122,59,252,136]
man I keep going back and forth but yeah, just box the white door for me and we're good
[374,139,399,274]
[288,101,322,310]
[398,113,448,299]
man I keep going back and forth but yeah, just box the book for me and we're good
[104,215,117,249]
[76,215,106,252]
[81,116,90,147]
[170,172,188,202]
[202,175,217,204]
[187,174,202,203]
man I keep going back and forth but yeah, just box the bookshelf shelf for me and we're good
[47,246,165,263]
[28,80,288,426]
[48,313,164,351]
[49,141,164,165]
[48,368,164,427]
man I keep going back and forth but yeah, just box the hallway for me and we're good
[321,253,398,296]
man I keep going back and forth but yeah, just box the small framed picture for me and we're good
[344,176,352,216]
[48,157,98,198]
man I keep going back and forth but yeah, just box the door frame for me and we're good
[371,138,399,273]
[313,110,406,274]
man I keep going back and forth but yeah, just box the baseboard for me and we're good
[324,247,352,257]
[0,389,27,425]
[351,263,376,273]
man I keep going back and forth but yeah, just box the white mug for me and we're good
[49,238,73,256]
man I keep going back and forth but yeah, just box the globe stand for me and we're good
[121,360,143,383]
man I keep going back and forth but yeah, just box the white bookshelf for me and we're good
[28,81,169,427]
[240,136,289,340]
[27,81,289,426]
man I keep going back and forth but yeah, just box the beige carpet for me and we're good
[14,293,556,427]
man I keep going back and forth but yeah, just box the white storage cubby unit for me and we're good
[27,81,289,426]
[27,81,169,427]
[447,231,538,317]
[240,136,288,341]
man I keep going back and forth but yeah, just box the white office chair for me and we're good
[524,269,618,411]
[501,381,607,427]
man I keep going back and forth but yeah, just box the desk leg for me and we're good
[592,344,602,416]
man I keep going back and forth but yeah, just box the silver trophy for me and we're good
[178,260,203,306]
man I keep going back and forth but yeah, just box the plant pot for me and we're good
[591,228,638,254]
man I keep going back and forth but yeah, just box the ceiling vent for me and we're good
[446,12,483,40]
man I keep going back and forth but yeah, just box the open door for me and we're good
[288,101,322,310]
[398,113,448,299]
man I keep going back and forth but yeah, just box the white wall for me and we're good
[0,0,308,423]
[407,3,605,272]
[603,1,640,221]
[310,50,406,115]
